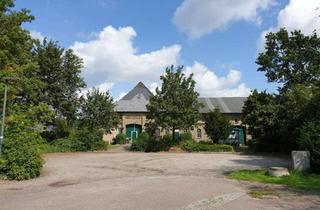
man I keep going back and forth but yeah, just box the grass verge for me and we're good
[249,187,279,199]
[229,169,320,191]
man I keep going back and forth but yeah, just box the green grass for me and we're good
[181,141,234,152]
[229,169,320,191]
[248,187,278,199]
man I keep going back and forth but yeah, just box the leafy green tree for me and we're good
[257,28,320,90]
[204,108,232,143]
[33,39,86,125]
[298,121,320,171]
[276,85,314,151]
[242,90,282,152]
[0,0,42,112]
[79,88,118,131]
[146,66,202,140]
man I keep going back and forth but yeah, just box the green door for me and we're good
[238,127,245,145]
[125,124,142,141]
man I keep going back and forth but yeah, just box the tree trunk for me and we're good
[172,127,175,141]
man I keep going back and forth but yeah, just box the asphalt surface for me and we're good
[1,150,318,210]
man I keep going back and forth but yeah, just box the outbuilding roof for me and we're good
[198,97,246,113]
[115,82,246,113]
[115,82,152,112]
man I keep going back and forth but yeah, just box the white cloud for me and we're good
[259,0,320,51]
[71,26,181,87]
[116,92,127,101]
[81,82,114,96]
[173,0,275,39]
[184,62,250,97]
[30,30,45,42]
[71,25,249,97]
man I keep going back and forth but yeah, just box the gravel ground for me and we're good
[0,150,319,210]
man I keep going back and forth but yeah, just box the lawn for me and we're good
[229,169,320,191]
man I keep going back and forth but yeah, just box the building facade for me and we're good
[104,82,247,144]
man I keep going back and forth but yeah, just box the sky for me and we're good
[15,0,320,99]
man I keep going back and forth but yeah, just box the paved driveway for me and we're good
[0,151,317,210]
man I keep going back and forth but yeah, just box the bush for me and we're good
[131,132,150,151]
[181,141,234,152]
[204,109,232,143]
[179,132,193,141]
[1,131,44,180]
[74,129,107,151]
[50,137,83,152]
[48,129,107,152]
[114,133,126,144]
[131,133,172,152]
[298,121,320,171]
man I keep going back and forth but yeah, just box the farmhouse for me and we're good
[105,82,247,144]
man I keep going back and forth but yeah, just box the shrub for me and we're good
[114,133,126,145]
[74,129,107,151]
[131,132,172,152]
[204,109,232,143]
[298,121,320,171]
[1,131,44,180]
[48,129,107,152]
[181,141,234,152]
[50,137,83,152]
[131,132,150,151]
[179,132,193,141]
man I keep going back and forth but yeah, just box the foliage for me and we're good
[229,169,320,191]
[147,65,202,139]
[71,129,107,151]
[181,141,234,152]
[257,28,320,91]
[114,133,126,145]
[242,90,282,152]
[204,109,232,143]
[32,39,86,124]
[298,121,320,171]
[0,0,40,115]
[179,132,193,141]
[131,133,173,152]
[276,85,314,151]
[1,115,44,180]
[47,129,107,152]
[79,88,118,131]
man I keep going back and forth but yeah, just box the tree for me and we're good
[204,109,232,144]
[257,28,320,91]
[242,90,282,152]
[33,39,86,125]
[0,0,41,113]
[79,88,118,131]
[146,66,202,140]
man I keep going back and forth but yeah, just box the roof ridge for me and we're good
[118,82,153,101]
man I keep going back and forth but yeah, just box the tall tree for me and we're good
[204,109,232,144]
[242,90,281,152]
[257,28,320,91]
[0,0,42,112]
[33,40,86,124]
[146,66,202,140]
[79,88,118,131]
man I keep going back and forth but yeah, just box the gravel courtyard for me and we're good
[0,150,319,210]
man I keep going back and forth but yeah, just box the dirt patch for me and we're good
[6,187,23,191]
[48,180,76,187]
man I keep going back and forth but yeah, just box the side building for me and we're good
[104,82,247,145]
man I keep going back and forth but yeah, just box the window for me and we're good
[197,129,202,139]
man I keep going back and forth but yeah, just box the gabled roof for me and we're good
[115,82,246,113]
[115,82,153,112]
